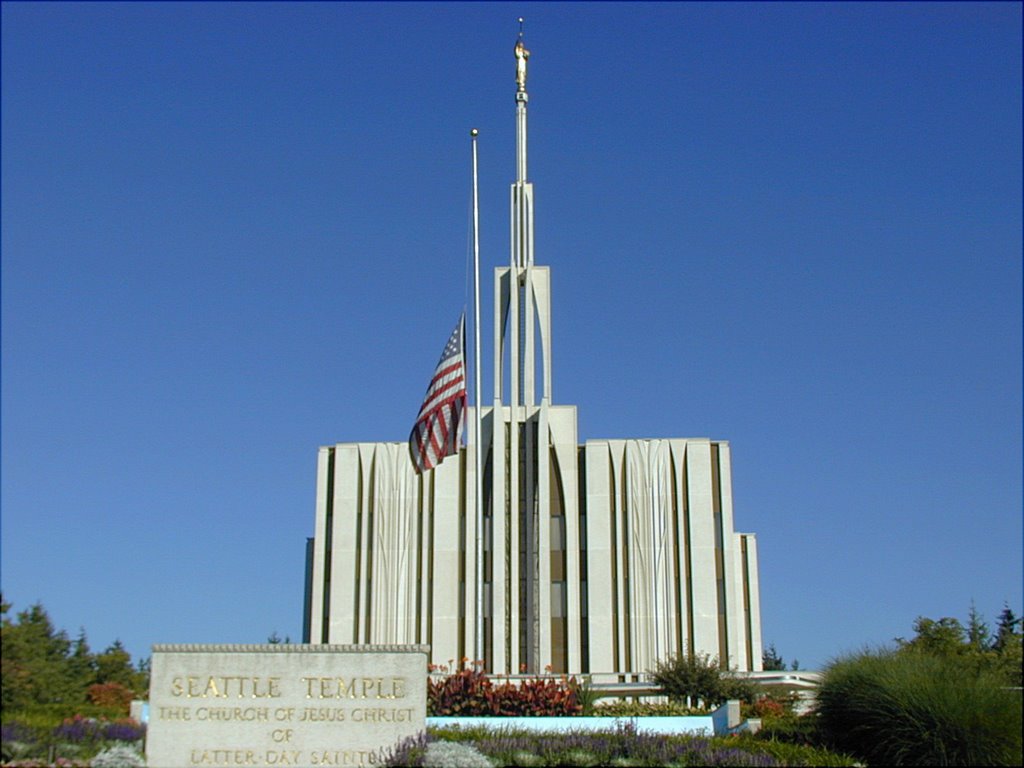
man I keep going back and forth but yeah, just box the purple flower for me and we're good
[102,721,146,742]
[1,721,38,745]
[54,716,102,742]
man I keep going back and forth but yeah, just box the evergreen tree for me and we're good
[1,601,84,708]
[897,616,967,658]
[66,629,98,701]
[967,599,992,653]
[994,604,1021,652]
[761,642,786,671]
[2,597,151,712]
[993,603,1023,687]
[897,604,1022,686]
[95,640,146,694]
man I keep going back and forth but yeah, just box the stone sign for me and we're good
[146,644,428,768]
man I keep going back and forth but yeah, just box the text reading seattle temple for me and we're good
[304,34,763,677]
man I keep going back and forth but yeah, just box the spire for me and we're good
[512,21,531,264]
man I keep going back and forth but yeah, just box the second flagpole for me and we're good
[470,128,485,666]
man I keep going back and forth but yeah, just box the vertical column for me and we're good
[583,441,614,675]
[554,408,581,672]
[464,409,479,661]
[490,405,507,674]
[716,443,744,670]
[431,449,463,665]
[743,535,764,672]
[537,408,551,672]
[355,444,376,643]
[308,447,332,643]
[685,440,720,661]
[608,440,629,675]
[669,440,689,658]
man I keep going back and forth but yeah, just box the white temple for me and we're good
[304,32,763,676]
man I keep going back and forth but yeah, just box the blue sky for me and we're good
[2,2,1021,672]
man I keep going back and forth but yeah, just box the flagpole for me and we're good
[471,128,485,666]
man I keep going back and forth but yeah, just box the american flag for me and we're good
[408,314,467,473]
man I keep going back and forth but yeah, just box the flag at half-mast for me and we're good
[409,314,467,473]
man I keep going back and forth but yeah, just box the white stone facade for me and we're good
[304,270,764,676]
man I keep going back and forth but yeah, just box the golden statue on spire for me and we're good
[515,19,529,92]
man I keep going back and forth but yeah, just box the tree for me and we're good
[896,604,1022,686]
[1,598,149,711]
[1,601,83,708]
[994,604,1021,653]
[897,616,967,658]
[67,629,99,700]
[993,603,1023,687]
[762,643,785,671]
[651,649,757,708]
[967,599,992,653]
[95,640,147,694]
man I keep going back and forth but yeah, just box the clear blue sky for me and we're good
[2,2,1021,672]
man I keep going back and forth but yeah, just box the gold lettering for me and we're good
[188,749,259,766]
[350,707,414,723]
[180,675,282,699]
[309,749,381,766]
[265,750,302,765]
[300,676,406,700]
[158,706,191,720]
[254,677,281,698]
[360,678,376,698]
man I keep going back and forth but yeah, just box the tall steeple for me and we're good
[487,21,559,675]
[513,19,532,267]
[497,20,550,410]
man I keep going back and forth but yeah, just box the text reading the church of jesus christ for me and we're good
[152,673,420,767]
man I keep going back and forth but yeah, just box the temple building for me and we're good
[304,33,763,676]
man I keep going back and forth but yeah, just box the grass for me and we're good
[817,650,1023,766]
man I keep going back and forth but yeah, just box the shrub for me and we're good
[591,700,702,717]
[422,740,493,767]
[730,733,857,767]
[383,731,430,767]
[90,743,146,767]
[471,723,785,766]
[0,713,145,764]
[817,649,1023,766]
[389,726,858,767]
[86,683,134,714]
[100,720,145,743]
[751,712,823,748]
[54,715,104,743]
[650,651,758,709]
[428,661,582,716]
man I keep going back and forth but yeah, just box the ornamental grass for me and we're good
[816,649,1023,766]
